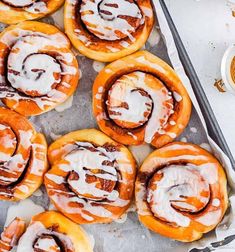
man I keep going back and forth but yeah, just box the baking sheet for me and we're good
[0,1,234,252]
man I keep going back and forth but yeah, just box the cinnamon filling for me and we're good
[106,71,173,133]
[0,124,32,187]
[80,0,143,41]
[65,142,119,201]
[34,235,62,252]
[147,165,210,226]
[7,35,62,97]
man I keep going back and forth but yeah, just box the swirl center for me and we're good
[107,74,153,129]
[80,0,143,40]
[7,36,62,97]
[107,71,173,134]
[34,235,61,252]
[65,142,118,201]
[147,165,210,227]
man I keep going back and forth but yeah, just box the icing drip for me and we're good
[45,141,133,222]
[4,199,44,226]
[80,0,144,41]
[147,165,210,227]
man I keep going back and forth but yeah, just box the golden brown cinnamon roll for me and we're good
[44,129,136,224]
[0,21,79,116]
[0,218,26,252]
[93,50,192,148]
[0,107,48,201]
[16,211,93,252]
[135,142,228,242]
[64,0,154,62]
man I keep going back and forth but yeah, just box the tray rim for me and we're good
[159,0,235,170]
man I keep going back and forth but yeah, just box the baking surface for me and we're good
[0,10,210,252]
[165,0,235,158]
[0,3,229,252]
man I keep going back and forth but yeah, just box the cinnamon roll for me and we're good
[0,21,79,116]
[93,50,192,148]
[0,218,26,252]
[0,0,64,24]
[135,142,228,242]
[16,211,93,252]
[0,107,48,201]
[64,0,154,62]
[44,129,136,224]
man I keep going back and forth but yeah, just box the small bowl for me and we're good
[221,44,235,94]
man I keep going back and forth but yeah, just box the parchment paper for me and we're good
[0,1,235,251]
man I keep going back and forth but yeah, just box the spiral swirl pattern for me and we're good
[93,50,192,148]
[135,142,228,242]
[0,21,79,116]
[16,211,93,252]
[44,129,136,224]
[64,0,154,61]
[0,107,48,201]
[80,0,143,41]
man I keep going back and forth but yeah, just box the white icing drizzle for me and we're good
[136,144,223,228]
[180,137,188,142]
[46,141,133,221]
[8,37,61,95]
[92,61,105,72]
[34,237,59,251]
[147,165,210,227]
[104,71,173,143]
[108,75,153,126]
[0,127,46,198]
[1,0,48,14]
[54,95,74,112]
[17,221,74,252]
[18,130,33,149]
[173,91,182,102]
[4,199,44,226]
[0,128,33,187]
[0,28,77,111]
[80,0,144,41]
[25,1,48,14]
[136,56,166,74]
[212,198,221,207]
[196,209,222,226]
